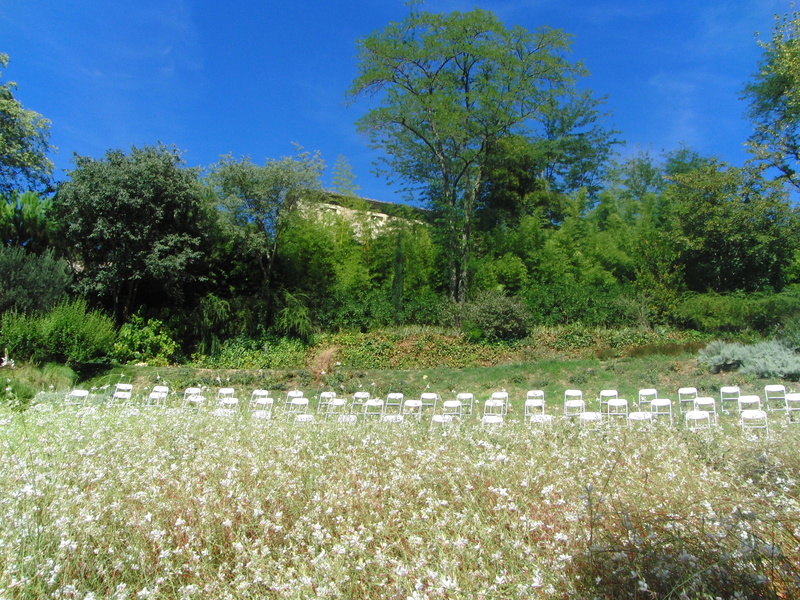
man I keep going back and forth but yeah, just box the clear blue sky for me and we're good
[1,0,789,203]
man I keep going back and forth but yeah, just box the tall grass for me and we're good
[2,405,799,598]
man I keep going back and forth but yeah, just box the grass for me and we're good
[2,352,800,598]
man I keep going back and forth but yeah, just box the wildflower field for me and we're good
[2,397,800,599]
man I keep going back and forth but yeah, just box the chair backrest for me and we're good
[678,387,698,401]
[565,389,582,401]
[319,391,336,401]
[386,392,404,402]
[599,389,617,400]
[527,390,544,401]
[184,387,202,398]
[456,392,473,402]
[765,384,786,398]
[115,383,134,393]
[218,387,235,398]
[720,385,740,397]
[287,390,304,400]
[638,388,657,401]
[491,391,508,401]
[353,391,370,401]
[152,385,169,395]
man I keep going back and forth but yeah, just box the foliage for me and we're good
[676,288,800,333]
[0,191,55,253]
[192,335,307,370]
[0,299,116,366]
[698,338,800,379]
[742,9,800,191]
[0,53,53,196]
[460,291,531,343]
[112,313,180,366]
[665,158,797,293]
[209,146,325,289]
[274,290,315,343]
[0,246,70,315]
[51,144,208,321]
[348,7,604,302]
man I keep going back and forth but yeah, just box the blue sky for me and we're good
[1,0,789,203]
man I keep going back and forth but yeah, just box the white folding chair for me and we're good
[65,389,89,408]
[525,390,545,418]
[678,387,698,414]
[386,392,404,411]
[740,409,768,433]
[650,398,673,426]
[420,392,439,410]
[285,395,310,421]
[146,385,169,407]
[598,389,617,413]
[685,410,712,431]
[579,411,603,429]
[401,398,423,421]
[216,387,238,411]
[362,397,385,420]
[317,391,337,413]
[564,389,584,417]
[764,384,786,412]
[249,389,274,419]
[285,390,304,410]
[694,396,718,424]
[786,392,800,422]
[737,394,761,412]
[111,383,134,405]
[605,397,629,420]
[529,413,553,428]
[627,411,652,428]
[486,391,508,416]
[719,385,740,414]
[183,387,205,409]
[637,388,657,412]
[352,391,370,412]
[456,392,475,416]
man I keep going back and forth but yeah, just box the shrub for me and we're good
[698,339,800,379]
[0,299,116,366]
[461,291,530,343]
[0,246,71,315]
[676,288,800,333]
[112,313,179,366]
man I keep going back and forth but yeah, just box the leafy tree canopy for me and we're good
[348,7,607,302]
[52,144,208,321]
[0,53,54,196]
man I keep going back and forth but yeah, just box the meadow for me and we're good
[2,354,800,599]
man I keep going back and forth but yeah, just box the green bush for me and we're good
[698,339,800,379]
[0,299,116,366]
[461,291,531,343]
[676,288,800,333]
[112,313,179,366]
[0,246,71,315]
[193,336,307,369]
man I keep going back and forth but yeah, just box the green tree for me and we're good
[52,144,208,321]
[209,147,325,291]
[665,158,797,293]
[348,7,593,302]
[742,10,800,191]
[0,246,70,315]
[0,53,54,196]
[0,190,55,253]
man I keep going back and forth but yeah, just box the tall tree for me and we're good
[52,144,207,321]
[0,53,54,196]
[209,147,325,292]
[347,7,592,302]
[742,10,800,191]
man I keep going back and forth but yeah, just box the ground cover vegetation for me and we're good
[3,6,800,597]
